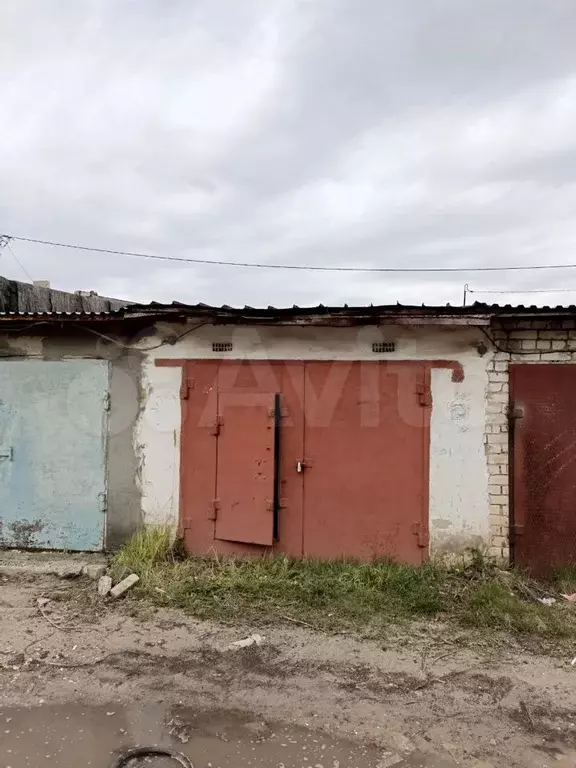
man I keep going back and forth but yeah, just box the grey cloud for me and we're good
[2,0,576,307]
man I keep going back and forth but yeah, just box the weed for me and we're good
[112,528,576,638]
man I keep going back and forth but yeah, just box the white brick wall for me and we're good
[486,317,576,558]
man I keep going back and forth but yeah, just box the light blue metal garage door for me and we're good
[0,360,109,551]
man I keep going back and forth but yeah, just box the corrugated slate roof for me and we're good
[1,299,576,323]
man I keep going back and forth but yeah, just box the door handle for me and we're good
[296,460,307,473]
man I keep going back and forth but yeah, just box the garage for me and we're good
[0,360,109,551]
[179,359,431,563]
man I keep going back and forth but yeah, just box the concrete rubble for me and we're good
[110,574,139,598]
[98,575,113,596]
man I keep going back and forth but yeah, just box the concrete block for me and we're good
[110,573,139,598]
[83,563,107,580]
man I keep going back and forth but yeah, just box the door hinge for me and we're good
[412,522,429,548]
[509,404,524,423]
[210,415,224,436]
[180,378,195,400]
[98,491,108,513]
[415,382,432,407]
[208,498,220,520]
[103,392,111,411]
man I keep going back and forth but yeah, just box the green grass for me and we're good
[112,529,576,638]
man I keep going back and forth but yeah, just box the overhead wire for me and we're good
[7,232,576,273]
[5,242,33,282]
[469,287,576,295]
[72,320,210,351]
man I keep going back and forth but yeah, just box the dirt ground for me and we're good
[1,574,576,768]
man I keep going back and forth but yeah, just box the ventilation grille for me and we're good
[212,341,233,352]
[372,341,396,354]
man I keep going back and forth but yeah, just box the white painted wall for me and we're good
[135,321,492,551]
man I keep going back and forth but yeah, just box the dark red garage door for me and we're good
[179,360,430,563]
[511,364,576,573]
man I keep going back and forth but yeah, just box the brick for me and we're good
[489,371,508,382]
[487,444,504,454]
[488,382,503,392]
[512,352,542,362]
[521,339,537,350]
[548,351,572,362]
[494,362,508,372]
[552,340,567,350]
[489,492,503,501]
[490,393,509,404]
[538,330,567,340]
[562,319,576,329]
[490,493,508,503]
[530,320,548,329]
[486,413,507,425]
[488,464,505,475]
[488,433,507,444]
[508,329,536,339]
[536,340,552,350]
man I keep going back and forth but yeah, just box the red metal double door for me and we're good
[180,360,430,563]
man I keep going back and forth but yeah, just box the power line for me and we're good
[5,242,33,282]
[469,287,576,294]
[6,232,576,274]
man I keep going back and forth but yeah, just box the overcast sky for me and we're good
[2,0,576,308]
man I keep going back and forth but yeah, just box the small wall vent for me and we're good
[212,341,233,353]
[372,341,396,354]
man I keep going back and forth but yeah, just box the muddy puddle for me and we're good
[0,703,395,768]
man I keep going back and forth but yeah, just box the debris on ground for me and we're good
[110,574,139,598]
[227,633,265,650]
[98,575,113,596]
[83,563,107,580]
[36,597,51,609]
[519,700,535,733]
[562,593,576,603]
[166,716,191,744]
[538,596,557,606]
